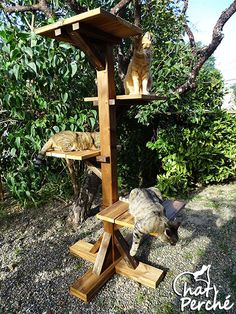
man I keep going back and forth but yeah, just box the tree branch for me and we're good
[66,0,87,14]
[182,0,197,55]
[110,0,132,15]
[133,0,141,27]
[0,0,54,17]
[176,0,236,95]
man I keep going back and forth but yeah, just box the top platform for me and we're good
[34,7,142,43]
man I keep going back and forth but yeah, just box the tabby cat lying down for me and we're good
[35,130,100,169]
[121,187,180,256]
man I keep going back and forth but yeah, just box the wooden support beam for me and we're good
[114,230,139,269]
[89,235,103,254]
[85,161,102,179]
[97,45,118,208]
[70,264,116,302]
[115,260,165,289]
[69,240,97,263]
[93,232,112,276]
[67,31,105,70]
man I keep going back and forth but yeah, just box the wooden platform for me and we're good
[34,7,142,42]
[45,149,100,161]
[84,94,166,105]
[97,199,185,235]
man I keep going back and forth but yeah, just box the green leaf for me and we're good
[62,92,68,103]
[28,62,37,74]
[71,62,77,77]
[15,137,21,148]
[12,64,20,80]
[24,47,33,58]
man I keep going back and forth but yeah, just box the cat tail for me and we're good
[34,139,52,171]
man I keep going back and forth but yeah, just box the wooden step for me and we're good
[96,200,129,223]
[84,94,166,105]
[97,200,185,237]
[45,149,100,161]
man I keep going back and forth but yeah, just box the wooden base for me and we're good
[69,239,165,302]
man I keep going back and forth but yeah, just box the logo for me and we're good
[173,265,234,312]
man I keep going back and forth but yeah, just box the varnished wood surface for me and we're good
[45,149,100,160]
[34,7,142,40]
[84,94,166,105]
[115,259,165,289]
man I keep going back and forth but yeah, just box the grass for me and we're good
[136,291,145,304]
[153,302,178,314]
[196,248,205,257]
[184,251,193,260]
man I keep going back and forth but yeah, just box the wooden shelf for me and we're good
[97,199,185,236]
[45,149,100,161]
[34,7,142,43]
[84,94,166,105]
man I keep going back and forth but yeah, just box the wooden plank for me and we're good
[89,235,103,254]
[115,260,165,289]
[115,209,134,228]
[97,200,128,223]
[93,232,111,276]
[85,161,102,179]
[67,31,105,70]
[34,8,142,40]
[74,22,120,43]
[45,149,100,161]
[70,263,115,302]
[114,230,139,269]
[84,94,166,106]
[69,240,97,263]
[97,45,118,208]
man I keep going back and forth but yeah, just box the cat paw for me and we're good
[129,249,136,256]
[142,90,150,95]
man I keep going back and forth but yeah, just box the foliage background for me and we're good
[0,0,236,205]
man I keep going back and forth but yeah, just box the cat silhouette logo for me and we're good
[173,265,234,312]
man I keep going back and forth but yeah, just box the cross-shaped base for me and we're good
[69,222,165,302]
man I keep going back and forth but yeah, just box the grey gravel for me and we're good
[1,182,236,314]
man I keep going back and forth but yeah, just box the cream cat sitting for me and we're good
[124,32,152,95]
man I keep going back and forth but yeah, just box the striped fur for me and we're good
[34,131,100,170]
[121,187,180,256]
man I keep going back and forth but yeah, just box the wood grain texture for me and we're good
[114,230,139,269]
[70,264,115,302]
[69,240,97,263]
[97,200,128,223]
[97,45,118,208]
[45,149,100,160]
[115,259,165,289]
[93,232,111,276]
[34,7,142,40]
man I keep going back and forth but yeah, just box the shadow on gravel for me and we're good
[170,202,236,314]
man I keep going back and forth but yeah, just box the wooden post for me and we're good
[97,45,118,208]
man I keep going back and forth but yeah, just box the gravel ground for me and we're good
[0,182,236,314]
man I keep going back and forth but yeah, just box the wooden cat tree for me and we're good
[35,8,184,302]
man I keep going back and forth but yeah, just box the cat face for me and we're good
[159,221,181,246]
[135,32,152,54]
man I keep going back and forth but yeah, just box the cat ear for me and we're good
[164,228,172,238]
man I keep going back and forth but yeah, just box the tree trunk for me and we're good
[68,165,101,226]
